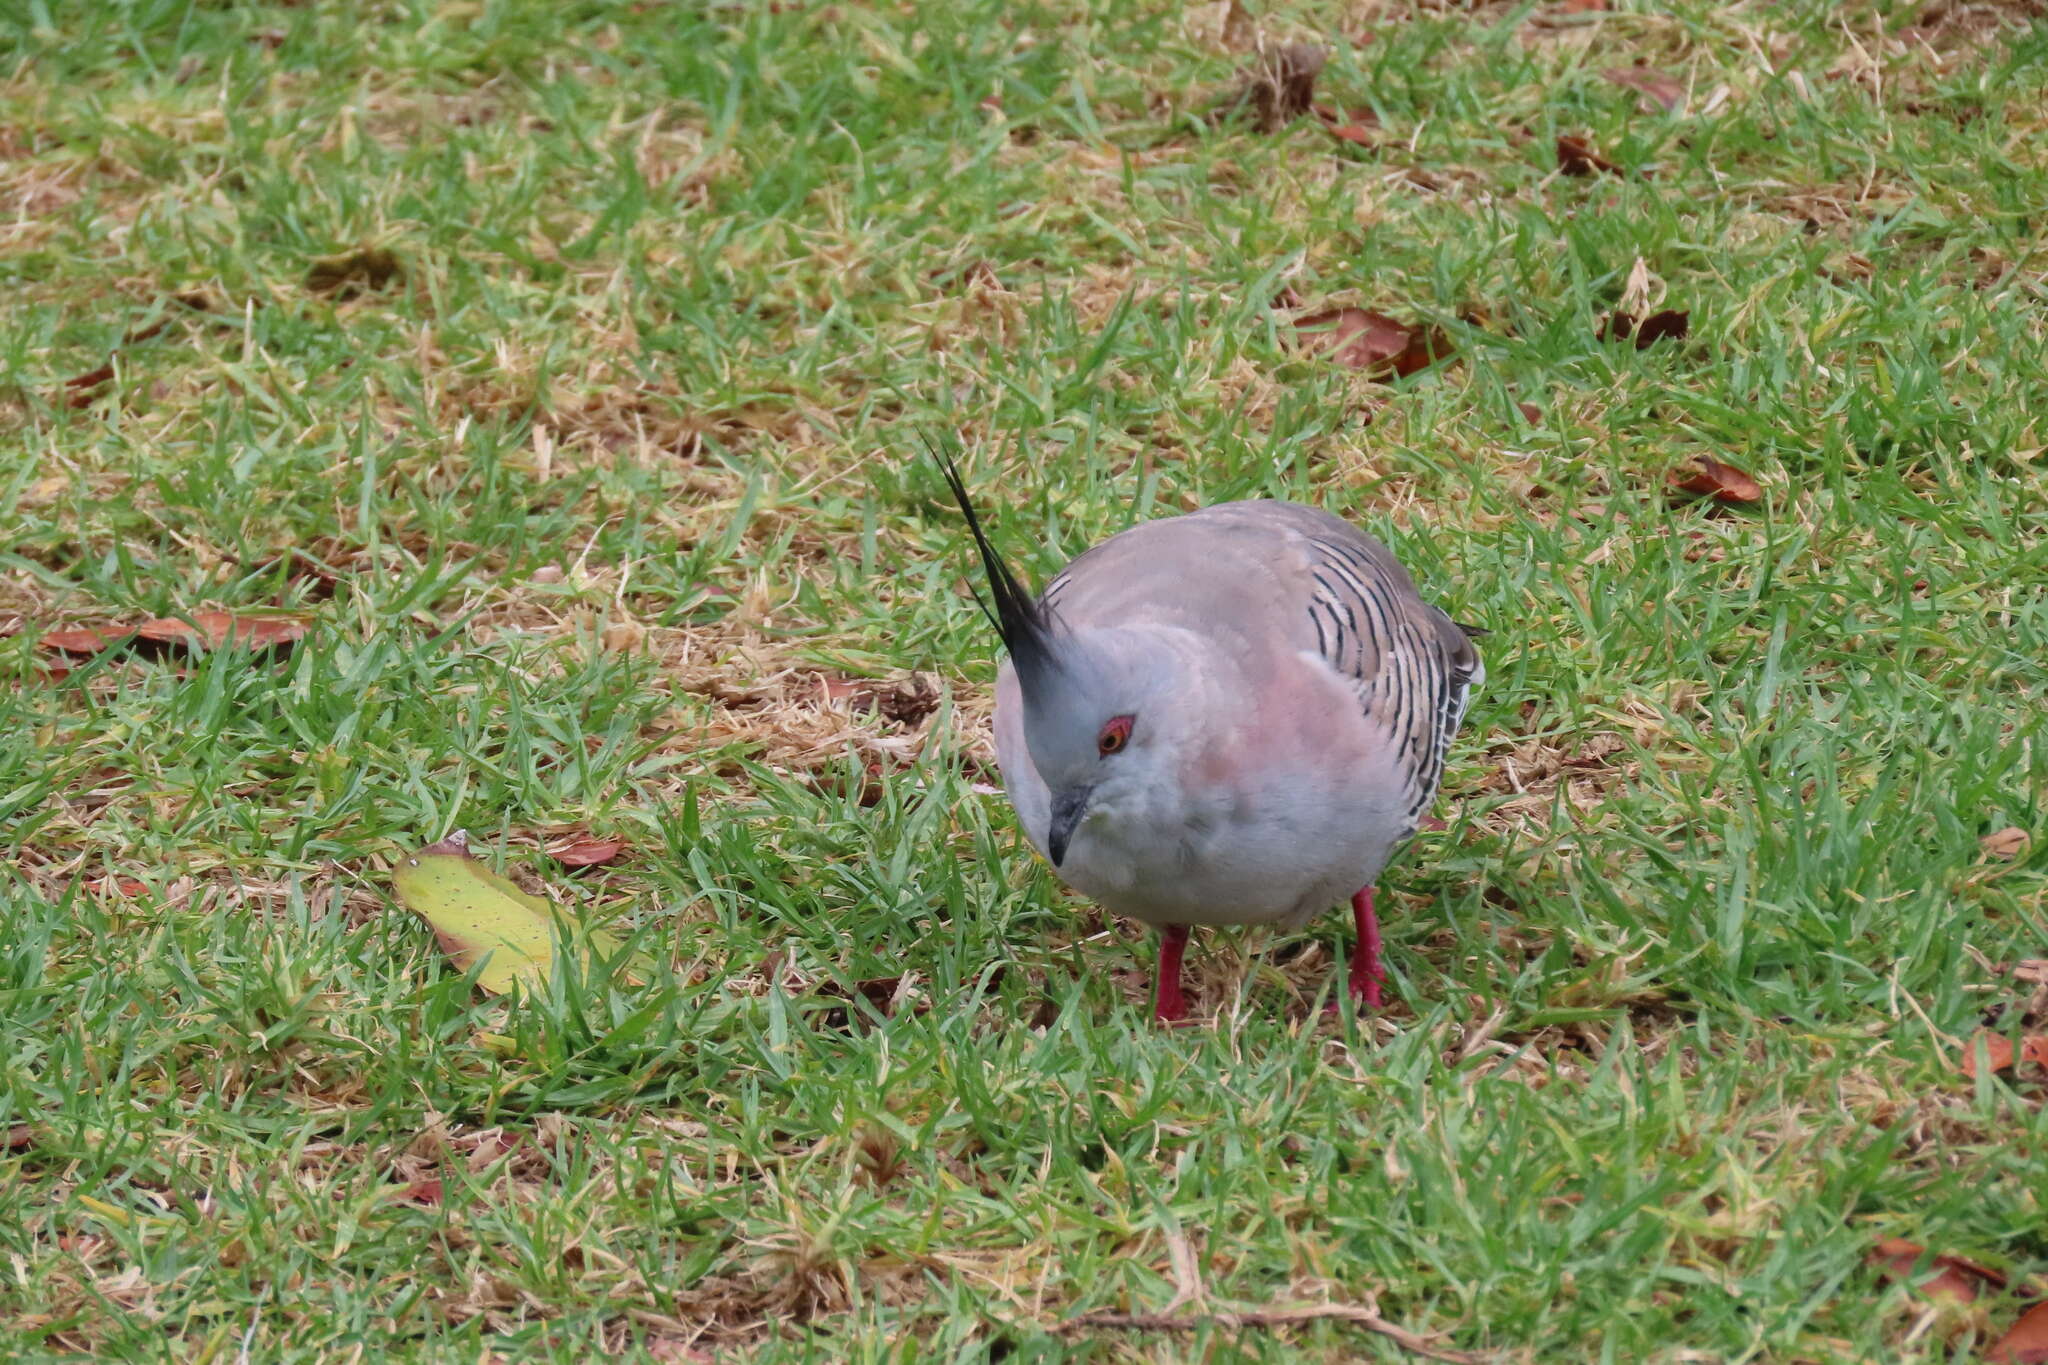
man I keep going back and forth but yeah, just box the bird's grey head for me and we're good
[1010,629,1192,867]
[935,452,1187,867]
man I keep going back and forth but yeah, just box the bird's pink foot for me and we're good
[1154,924,1192,1024]
[1348,885,1386,1010]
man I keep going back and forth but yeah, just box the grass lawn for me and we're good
[5,0,2048,1359]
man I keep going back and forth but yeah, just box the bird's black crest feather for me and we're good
[926,439,1061,684]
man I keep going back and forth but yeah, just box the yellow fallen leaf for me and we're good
[75,1195,169,1228]
[391,830,637,996]
[75,1195,133,1226]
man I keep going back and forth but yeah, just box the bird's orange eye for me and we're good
[1097,715,1134,756]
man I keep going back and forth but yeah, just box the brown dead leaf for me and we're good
[1668,456,1761,506]
[1294,308,1450,377]
[549,838,626,869]
[1959,1030,2048,1078]
[813,975,927,1030]
[1556,134,1622,176]
[876,674,942,725]
[1602,66,1685,112]
[4,1125,31,1152]
[818,674,867,704]
[755,947,795,991]
[57,295,211,409]
[2011,961,2048,985]
[1213,42,1327,132]
[1558,0,1609,9]
[1516,402,1543,423]
[90,876,146,897]
[1600,309,1689,348]
[135,612,310,651]
[1980,827,2030,859]
[394,1177,443,1206]
[64,362,116,408]
[150,297,209,334]
[1989,1301,2048,1364]
[1870,1238,2005,1304]
[1637,310,1689,346]
[256,543,353,600]
[818,672,943,726]
[1962,1033,2016,1077]
[1313,103,1379,146]
[39,625,132,654]
[306,247,404,299]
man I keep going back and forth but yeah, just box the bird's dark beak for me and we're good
[1046,786,1093,867]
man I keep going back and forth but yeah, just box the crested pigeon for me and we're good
[938,457,1483,1023]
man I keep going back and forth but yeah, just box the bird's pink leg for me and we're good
[1154,924,1191,1024]
[1348,886,1386,1010]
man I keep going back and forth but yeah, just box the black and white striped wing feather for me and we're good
[1302,533,1483,830]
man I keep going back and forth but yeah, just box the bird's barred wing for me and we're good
[1301,530,1483,827]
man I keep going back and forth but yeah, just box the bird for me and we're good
[937,453,1483,1024]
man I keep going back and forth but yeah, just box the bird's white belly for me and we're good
[1033,768,1406,931]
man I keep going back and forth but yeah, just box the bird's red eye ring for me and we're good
[1097,715,1134,756]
